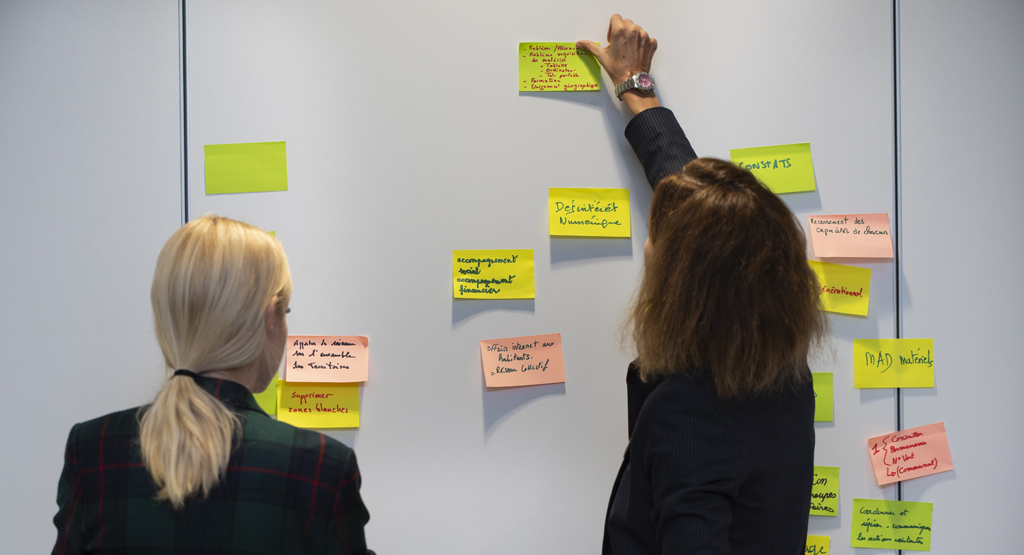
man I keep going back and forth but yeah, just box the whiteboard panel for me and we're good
[187,1,896,553]
[900,1,1024,553]
[0,1,181,552]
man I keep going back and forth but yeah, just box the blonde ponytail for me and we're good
[141,215,292,509]
[139,376,240,509]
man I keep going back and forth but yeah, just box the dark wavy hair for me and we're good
[630,158,826,398]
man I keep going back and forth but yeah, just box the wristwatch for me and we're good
[614,72,655,100]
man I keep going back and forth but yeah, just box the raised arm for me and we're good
[578,15,697,189]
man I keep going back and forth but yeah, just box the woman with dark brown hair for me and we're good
[579,16,827,555]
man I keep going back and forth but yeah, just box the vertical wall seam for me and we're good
[892,0,905,526]
[179,0,190,224]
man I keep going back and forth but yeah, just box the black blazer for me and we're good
[603,108,815,554]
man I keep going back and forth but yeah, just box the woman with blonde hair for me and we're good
[579,15,826,554]
[53,215,370,554]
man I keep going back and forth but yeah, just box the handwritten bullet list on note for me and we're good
[518,42,601,92]
[868,422,954,485]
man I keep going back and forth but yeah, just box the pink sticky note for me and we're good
[286,335,369,383]
[480,333,566,388]
[868,422,954,485]
[808,213,894,258]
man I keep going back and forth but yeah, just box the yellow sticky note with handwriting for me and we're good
[519,43,601,92]
[806,535,830,555]
[812,372,833,422]
[453,249,534,299]
[549,188,630,237]
[204,141,288,194]
[850,499,932,551]
[853,338,934,388]
[810,466,839,516]
[809,260,871,316]
[730,143,815,194]
[277,381,359,428]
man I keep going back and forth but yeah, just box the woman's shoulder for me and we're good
[67,406,145,441]
[244,415,357,466]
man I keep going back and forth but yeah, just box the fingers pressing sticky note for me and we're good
[519,43,601,92]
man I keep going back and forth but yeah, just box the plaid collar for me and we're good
[193,375,268,417]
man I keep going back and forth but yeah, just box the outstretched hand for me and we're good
[577,14,661,115]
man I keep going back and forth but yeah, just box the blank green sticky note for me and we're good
[851,498,933,551]
[253,378,279,415]
[204,141,288,194]
[810,466,839,516]
[812,372,834,422]
[730,143,815,194]
[519,43,601,92]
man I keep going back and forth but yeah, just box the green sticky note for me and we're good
[812,372,834,422]
[204,141,288,194]
[253,378,279,415]
[806,535,830,555]
[519,42,601,92]
[810,466,839,516]
[730,143,815,194]
[851,498,933,551]
[267,230,276,237]
[853,338,935,388]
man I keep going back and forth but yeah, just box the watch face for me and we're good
[637,74,653,89]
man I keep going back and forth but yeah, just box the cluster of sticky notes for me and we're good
[810,466,840,516]
[853,338,935,388]
[851,499,933,551]
[480,333,566,388]
[519,43,600,92]
[453,249,535,299]
[259,335,369,428]
[204,141,288,194]
[549,188,630,237]
[812,372,833,422]
[868,422,954,485]
[808,260,871,316]
[808,213,894,258]
[730,143,815,194]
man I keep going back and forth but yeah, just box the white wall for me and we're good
[900,1,1024,553]
[0,1,181,552]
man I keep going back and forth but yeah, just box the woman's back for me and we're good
[53,376,369,555]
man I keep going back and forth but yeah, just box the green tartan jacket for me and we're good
[52,376,370,554]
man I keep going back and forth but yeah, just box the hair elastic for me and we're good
[173,369,200,379]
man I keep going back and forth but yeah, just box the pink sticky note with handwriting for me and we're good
[808,213,894,258]
[480,333,566,388]
[868,422,954,485]
[286,335,368,383]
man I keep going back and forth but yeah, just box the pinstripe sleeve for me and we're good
[624,107,698,190]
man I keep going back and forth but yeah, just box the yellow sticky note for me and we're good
[809,260,871,316]
[854,338,935,388]
[549,188,630,237]
[253,378,278,415]
[850,499,933,551]
[267,230,276,237]
[812,372,833,422]
[204,141,288,194]
[519,42,601,92]
[806,535,830,555]
[453,249,534,299]
[277,381,359,428]
[810,466,839,516]
[730,143,815,194]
